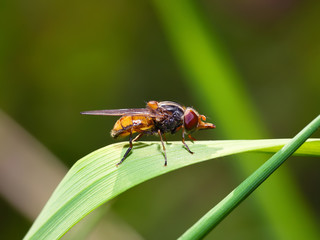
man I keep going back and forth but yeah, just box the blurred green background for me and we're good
[0,0,319,239]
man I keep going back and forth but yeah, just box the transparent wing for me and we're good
[81,108,162,117]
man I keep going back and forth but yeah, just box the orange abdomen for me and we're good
[111,115,154,138]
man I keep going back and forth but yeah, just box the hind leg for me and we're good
[117,131,133,166]
[133,133,144,142]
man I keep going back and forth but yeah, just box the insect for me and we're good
[81,101,215,166]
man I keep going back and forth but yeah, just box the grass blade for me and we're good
[179,115,320,239]
[24,137,320,240]
[152,1,319,239]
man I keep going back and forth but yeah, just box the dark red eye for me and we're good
[184,109,198,131]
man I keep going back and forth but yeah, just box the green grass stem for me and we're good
[152,1,319,239]
[179,115,320,239]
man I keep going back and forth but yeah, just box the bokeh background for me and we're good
[0,0,319,239]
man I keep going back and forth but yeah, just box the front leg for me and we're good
[188,134,196,141]
[182,128,194,154]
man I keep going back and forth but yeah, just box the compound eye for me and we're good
[184,109,198,131]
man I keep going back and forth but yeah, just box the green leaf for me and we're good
[24,138,320,240]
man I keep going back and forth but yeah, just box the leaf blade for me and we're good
[24,138,320,240]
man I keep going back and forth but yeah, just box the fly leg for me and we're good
[188,134,196,141]
[117,131,133,166]
[162,133,168,143]
[158,129,167,166]
[133,133,144,142]
[182,128,194,154]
